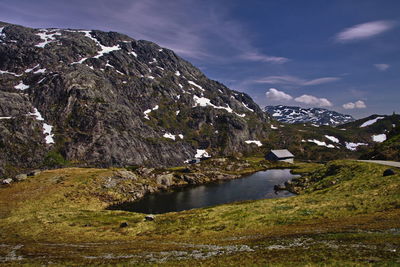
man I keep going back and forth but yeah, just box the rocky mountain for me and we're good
[0,21,270,177]
[266,114,400,162]
[264,105,354,126]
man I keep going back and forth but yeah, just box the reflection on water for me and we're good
[109,169,298,214]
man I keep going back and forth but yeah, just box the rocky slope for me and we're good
[264,105,354,126]
[0,21,270,177]
[266,114,400,162]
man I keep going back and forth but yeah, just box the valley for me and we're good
[0,20,399,266]
[0,159,399,265]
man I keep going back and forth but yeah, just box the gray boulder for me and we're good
[28,170,41,176]
[14,174,27,181]
[115,170,137,180]
[156,173,174,186]
[2,178,13,185]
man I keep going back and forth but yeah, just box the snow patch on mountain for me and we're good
[14,81,30,90]
[0,70,22,76]
[360,117,385,128]
[345,142,367,151]
[143,105,159,120]
[245,140,262,147]
[163,133,176,140]
[305,139,335,148]
[188,81,205,91]
[29,108,54,144]
[195,149,210,159]
[372,134,386,143]
[35,30,61,48]
[325,135,339,143]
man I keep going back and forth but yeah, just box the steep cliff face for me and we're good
[0,22,270,176]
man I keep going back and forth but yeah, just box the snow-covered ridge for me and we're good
[71,30,121,64]
[193,95,246,118]
[242,102,254,112]
[265,105,354,126]
[188,81,205,91]
[35,29,61,48]
[360,117,385,128]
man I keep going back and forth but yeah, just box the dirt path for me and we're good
[357,160,400,168]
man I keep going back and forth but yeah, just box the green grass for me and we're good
[0,160,399,265]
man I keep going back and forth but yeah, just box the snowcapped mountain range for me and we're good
[264,105,354,126]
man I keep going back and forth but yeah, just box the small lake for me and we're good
[109,169,298,214]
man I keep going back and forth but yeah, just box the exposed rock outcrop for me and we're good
[0,21,271,178]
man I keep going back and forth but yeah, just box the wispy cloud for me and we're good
[254,75,341,86]
[294,95,333,107]
[303,77,341,85]
[342,100,366,109]
[266,88,293,101]
[374,63,390,71]
[335,20,395,43]
[240,52,289,64]
[88,0,288,62]
[0,0,288,63]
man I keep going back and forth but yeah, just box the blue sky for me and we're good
[1,0,399,118]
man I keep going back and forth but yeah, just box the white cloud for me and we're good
[240,52,289,64]
[374,64,390,71]
[255,75,340,86]
[335,20,395,42]
[342,100,366,109]
[266,88,293,102]
[294,95,333,107]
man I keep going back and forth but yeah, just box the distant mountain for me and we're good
[264,105,354,126]
[266,113,400,162]
[0,21,270,177]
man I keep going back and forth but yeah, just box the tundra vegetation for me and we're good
[0,159,399,265]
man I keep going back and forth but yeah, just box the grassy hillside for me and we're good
[0,160,399,265]
[361,124,400,161]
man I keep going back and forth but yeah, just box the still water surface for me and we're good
[110,169,297,214]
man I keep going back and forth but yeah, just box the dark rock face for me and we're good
[0,21,269,177]
[264,105,354,126]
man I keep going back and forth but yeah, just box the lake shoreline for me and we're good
[107,169,298,214]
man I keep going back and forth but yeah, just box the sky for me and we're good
[1,0,399,118]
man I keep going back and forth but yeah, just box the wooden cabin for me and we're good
[265,149,294,163]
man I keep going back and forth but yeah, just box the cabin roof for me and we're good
[269,149,294,158]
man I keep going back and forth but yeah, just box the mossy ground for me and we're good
[0,160,399,265]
